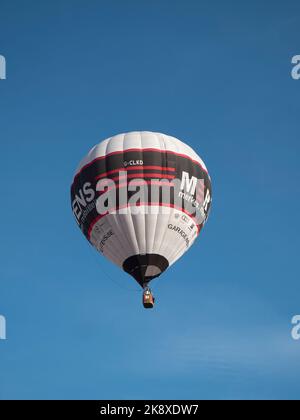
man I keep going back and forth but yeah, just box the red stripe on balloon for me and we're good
[109,173,176,181]
[73,148,208,184]
[95,166,176,180]
[97,180,175,194]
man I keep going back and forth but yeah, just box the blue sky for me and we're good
[0,0,300,400]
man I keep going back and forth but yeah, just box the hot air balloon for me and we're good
[71,131,212,308]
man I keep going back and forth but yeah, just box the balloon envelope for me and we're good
[71,131,212,287]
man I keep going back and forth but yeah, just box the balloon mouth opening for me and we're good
[122,254,169,287]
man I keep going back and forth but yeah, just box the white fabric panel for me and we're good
[89,207,199,269]
[76,139,110,173]
[102,214,135,262]
[89,219,124,266]
[131,213,147,255]
[145,214,159,254]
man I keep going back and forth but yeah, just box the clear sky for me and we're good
[0,0,300,400]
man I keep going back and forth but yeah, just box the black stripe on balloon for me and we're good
[71,150,212,239]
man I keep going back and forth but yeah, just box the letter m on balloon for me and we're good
[180,171,198,195]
